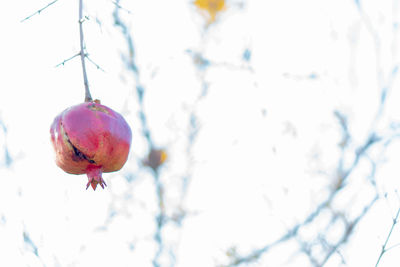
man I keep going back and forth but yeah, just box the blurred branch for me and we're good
[20,0,60,22]
[234,92,400,266]
[23,231,38,257]
[223,114,382,267]
[318,195,378,266]
[111,0,132,14]
[370,64,399,130]
[0,119,12,168]
[22,229,47,266]
[113,0,151,146]
[153,171,165,267]
[334,110,350,149]
[113,3,168,266]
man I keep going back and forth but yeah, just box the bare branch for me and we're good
[384,243,400,253]
[79,0,92,102]
[20,0,60,22]
[86,55,106,72]
[55,52,105,73]
[55,53,81,68]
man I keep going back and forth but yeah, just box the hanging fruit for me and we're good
[50,100,132,190]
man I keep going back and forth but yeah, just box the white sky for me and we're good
[1,0,400,266]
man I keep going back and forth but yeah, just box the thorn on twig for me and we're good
[21,0,60,22]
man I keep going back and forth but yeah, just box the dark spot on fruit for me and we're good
[61,122,96,164]
[70,142,96,164]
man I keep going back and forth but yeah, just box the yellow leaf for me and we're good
[194,0,226,23]
[160,150,168,164]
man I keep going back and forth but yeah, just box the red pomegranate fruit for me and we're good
[50,101,132,190]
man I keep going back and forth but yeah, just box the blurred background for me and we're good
[1,0,400,266]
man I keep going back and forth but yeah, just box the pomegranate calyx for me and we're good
[86,165,107,191]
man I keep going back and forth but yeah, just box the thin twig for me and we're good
[55,52,105,72]
[384,242,400,253]
[79,0,92,102]
[375,207,400,266]
[55,53,81,68]
[86,55,106,72]
[20,0,60,22]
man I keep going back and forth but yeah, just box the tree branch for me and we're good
[55,52,81,68]
[20,0,60,22]
[79,0,92,102]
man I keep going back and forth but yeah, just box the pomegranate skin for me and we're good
[50,101,132,190]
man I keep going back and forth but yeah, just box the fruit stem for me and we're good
[78,0,92,102]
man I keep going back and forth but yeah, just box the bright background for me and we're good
[1,0,400,266]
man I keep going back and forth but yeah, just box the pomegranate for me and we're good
[50,101,132,190]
